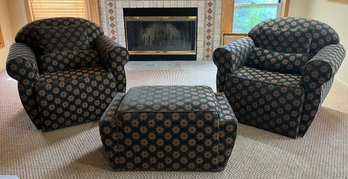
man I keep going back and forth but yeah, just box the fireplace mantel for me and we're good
[99,0,222,61]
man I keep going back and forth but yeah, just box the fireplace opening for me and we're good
[124,8,197,61]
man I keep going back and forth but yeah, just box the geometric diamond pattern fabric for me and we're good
[213,17,346,138]
[100,86,238,171]
[6,17,129,131]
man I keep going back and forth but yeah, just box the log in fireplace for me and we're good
[124,8,197,61]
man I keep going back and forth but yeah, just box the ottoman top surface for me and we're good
[118,86,218,113]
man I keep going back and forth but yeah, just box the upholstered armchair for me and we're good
[6,18,129,131]
[213,17,345,138]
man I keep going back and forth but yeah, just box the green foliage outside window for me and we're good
[233,0,280,33]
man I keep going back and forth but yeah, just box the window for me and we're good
[24,0,100,25]
[233,0,281,33]
[220,0,290,45]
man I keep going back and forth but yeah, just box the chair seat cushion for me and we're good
[230,66,301,87]
[225,66,305,138]
[246,47,310,74]
[35,67,117,130]
[38,50,100,73]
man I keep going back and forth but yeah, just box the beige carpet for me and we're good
[1,62,347,179]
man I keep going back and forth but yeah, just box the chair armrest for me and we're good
[95,35,129,92]
[213,37,255,92]
[300,44,346,89]
[6,43,39,86]
[213,37,255,73]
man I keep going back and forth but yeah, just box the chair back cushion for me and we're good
[255,27,312,54]
[248,17,339,56]
[37,50,99,73]
[36,25,91,53]
[15,18,103,72]
[246,47,310,74]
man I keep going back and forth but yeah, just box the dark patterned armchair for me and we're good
[213,17,345,138]
[6,18,129,131]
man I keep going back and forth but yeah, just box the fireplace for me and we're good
[124,8,198,61]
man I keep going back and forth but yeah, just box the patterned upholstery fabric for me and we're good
[36,25,91,53]
[300,44,345,89]
[35,67,117,130]
[213,17,346,138]
[246,47,310,74]
[213,37,255,92]
[225,67,304,137]
[253,27,312,53]
[15,17,103,56]
[248,17,340,56]
[6,43,39,84]
[6,17,129,131]
[95,35,128,92]
[37,50,99,73]
[99,86,238,171]
[231,66,301,87]
[6,43,41,127]
[298,44,345,136]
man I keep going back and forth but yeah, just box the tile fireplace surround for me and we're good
[99,0,222,61]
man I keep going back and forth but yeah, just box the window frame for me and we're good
[234,1,282,18]
[233,1,282,33]
[220,0,290,44]
[23,0,100,25]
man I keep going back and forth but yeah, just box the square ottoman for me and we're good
[99,86,237,171]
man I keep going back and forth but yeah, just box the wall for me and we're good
[0,0,14,72]
[7,0,28,33]
[0,0,28,72]
[305,0,348,86]
[288,0,310,17]
[289,0,348,86]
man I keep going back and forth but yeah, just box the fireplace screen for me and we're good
[125,16,197,55]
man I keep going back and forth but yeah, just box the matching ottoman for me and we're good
[99,86,237,171]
